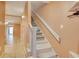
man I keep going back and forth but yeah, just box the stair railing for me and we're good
[32,10,70,57]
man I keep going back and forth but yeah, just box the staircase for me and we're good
[29,18,57,58]
[36,28,57,58]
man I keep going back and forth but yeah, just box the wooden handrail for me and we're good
[32,10,70,57]
[32,11,60,42]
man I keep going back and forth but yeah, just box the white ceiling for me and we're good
[5,16,21,24]
[5,1,46,24]
[5,1,49,24]
[6,1,26,16]
[6,1,47,16]
[5,1,26,24]
[31,1,49,10]
[5,1,78,24]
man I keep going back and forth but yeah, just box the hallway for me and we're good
[0,1,79,58]
[0,1,28,58]
[0,36,26,58]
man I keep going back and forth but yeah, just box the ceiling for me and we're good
[31,1,49,10]
[5,1,26,24]
[5,1,78,24]
[5,16,21,24]
[6,1,48,16]
[5,1,46,24]
[6,1,26,16]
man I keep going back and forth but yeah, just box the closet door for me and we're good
[13,24,20,41]
[0,2,5,55]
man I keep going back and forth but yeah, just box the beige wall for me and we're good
[36,1,79,54]
[21,2,29,47]
[20,2,31,57]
